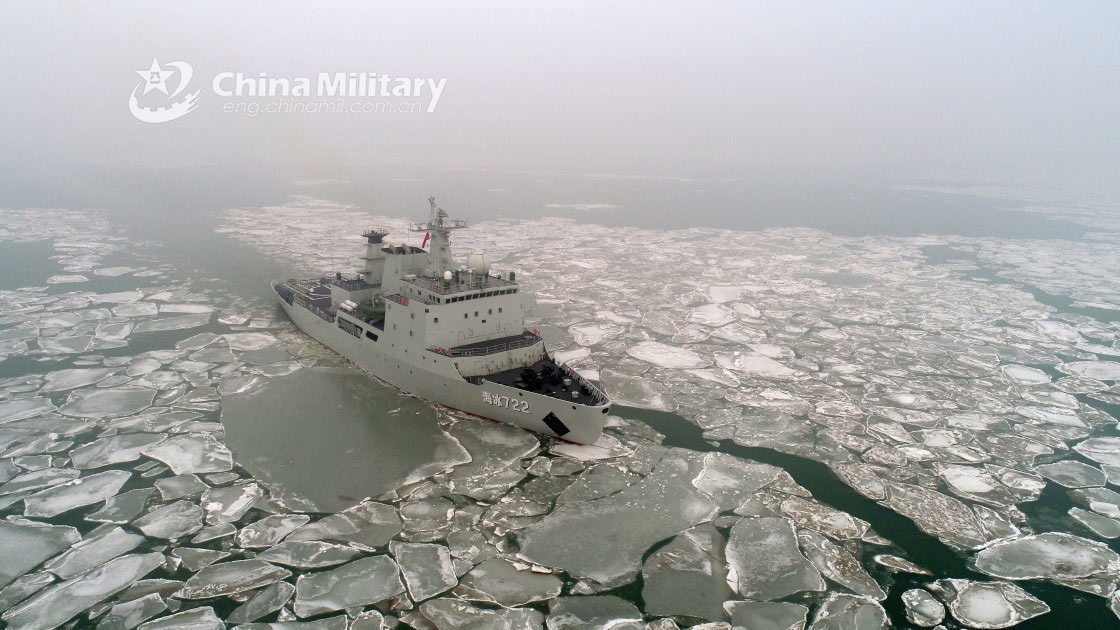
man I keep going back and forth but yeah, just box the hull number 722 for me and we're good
[482,392,530,413]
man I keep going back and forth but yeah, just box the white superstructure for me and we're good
[273,198,610,444]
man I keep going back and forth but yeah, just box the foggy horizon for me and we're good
[2,2,1119,203]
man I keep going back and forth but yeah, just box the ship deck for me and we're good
[483,357,606,406]
[443,330,541,357]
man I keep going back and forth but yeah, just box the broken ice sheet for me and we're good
[38,367,118,392]
[901,588,945,627]
[132,500,205,539]
[132,313,211,333]
[626,341,710,368]
[70,432,168,469]
[154,473,209,500]
[807,593,888,629]
[517,449,719,587]
[285,500,402,550]
[171,547,230,572]
[236,514,312,548]
[1069,507,1120,539]
[22,469,131,518]
[797,529,885,600]
[780,496,869,540]
[880,481,989,550]
[228,580,296,624]
[136,606,224,630]
[42,525,143,579]
[726,516,824,601]
[1074,437,1120,468]
[292,556,403,617]
[0,519,80,588]
[641,523,733,621]
[546,595,642,630]
[1,553,164,630]
[726,601,809,630]
[222,368,470,512]
[58,387,155,418]
[97,592,167,630]
[974,532,1120,594]
[0,397,57,423]
[177,559,292,599]
[87,487,155,524]
[223,332,280,351]
[390,541,458,602]
[256,541,360,569]
[456,558,562,607]
[1035,459,1107,488]
[931,579,1050,629]
[0,467,81,496]
[420,597,543,630]
[1058,360,1120,381]
[201,482,264,524]
[141,433,234,475]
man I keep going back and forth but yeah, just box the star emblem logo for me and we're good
[136,58,174,95]
[128,58,200,123]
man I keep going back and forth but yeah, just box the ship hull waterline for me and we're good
[274,285,610,445]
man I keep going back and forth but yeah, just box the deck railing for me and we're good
[430,333,541,358]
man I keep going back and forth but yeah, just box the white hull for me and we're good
[277,294,610,444]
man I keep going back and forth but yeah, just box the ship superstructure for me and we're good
[273,198,610,444]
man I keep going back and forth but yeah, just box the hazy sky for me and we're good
[1,2,1118,193]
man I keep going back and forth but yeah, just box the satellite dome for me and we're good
[466,251,490,275]
[443,270,453,281]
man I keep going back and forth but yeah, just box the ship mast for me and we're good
[412,196,466,275]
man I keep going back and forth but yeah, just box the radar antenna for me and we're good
[412,196,466,275]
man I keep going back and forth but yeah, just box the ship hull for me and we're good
[275,287,610,444]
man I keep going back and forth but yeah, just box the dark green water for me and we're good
[614,405,1117,629]
[0,240,56,289]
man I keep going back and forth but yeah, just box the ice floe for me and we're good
[626,341,709,369]
[901,588,945,627]
[974,532,1120,594]
[1,552,163,630]
[930,578,1050,629]
[292,556,403,617]
[726,516,825,600]
[177,559,292,599]
[391,541,458,602]
[641,524,732,621]
[142,433,234,475]
[0,519,80,588]
[22,469,131,517]
[518,451,718,586]
[59,387,155,418]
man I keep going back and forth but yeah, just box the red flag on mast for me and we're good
[421,231,430,248]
